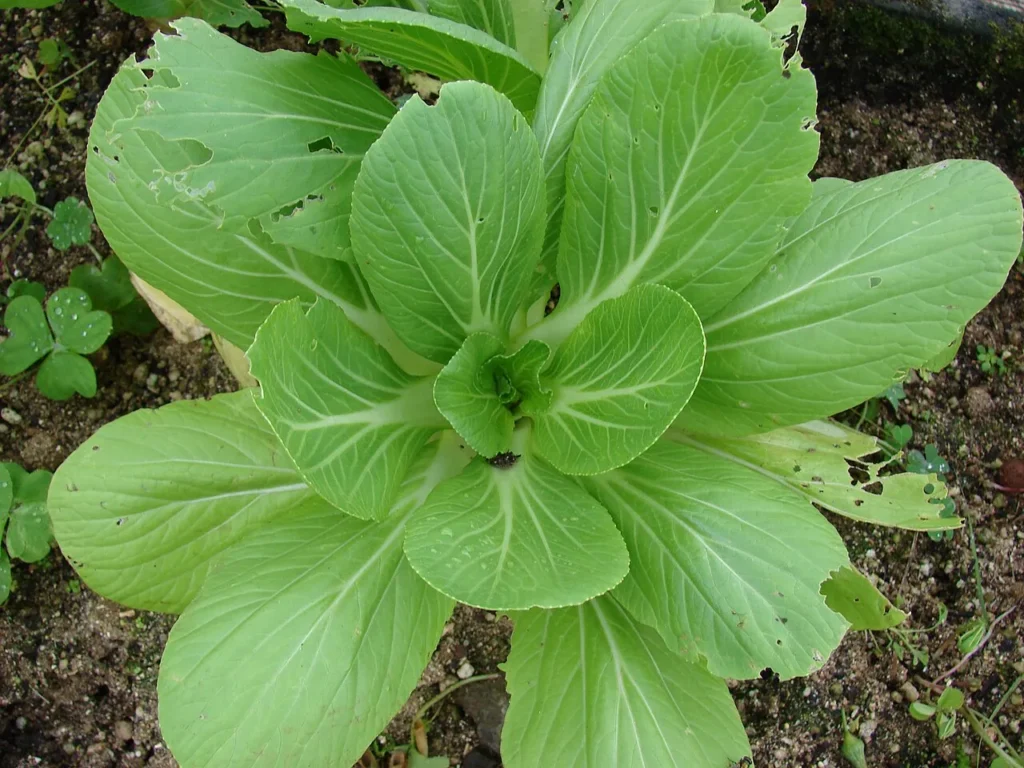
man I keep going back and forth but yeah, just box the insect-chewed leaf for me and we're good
[249,300,446,520]
[0,296,53,376]
[159,437,464,768]
[676,419,962,531]
[277,0,541,112]
[583,439,850,680]
[684,161,1024,436]
[47,391,317,612]
[126,20,394,260]
[108,0,267,27]
[531,284,704,475]
[501,596,751,768]
[531,0,713,278]
[530,12,817,346]
[352,81,544,363]
[86,58,399,357]
[428,0,515,46]
[404,444,629,610]
[820,565,907,631]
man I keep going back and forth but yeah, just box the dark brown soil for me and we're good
[1,1,1023,767]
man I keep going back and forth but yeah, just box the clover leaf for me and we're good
[46,197,94,251]
[0,295,53,375]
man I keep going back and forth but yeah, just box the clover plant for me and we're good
[0,287,112,399]
[0,462,54,604]
[46,0,1023,765]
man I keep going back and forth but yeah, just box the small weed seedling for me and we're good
[976,344,1008,375]
[0,462,54,605]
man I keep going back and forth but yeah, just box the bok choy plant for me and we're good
[47,0,1023,765]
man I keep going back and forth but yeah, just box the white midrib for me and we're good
[520,102,713,349]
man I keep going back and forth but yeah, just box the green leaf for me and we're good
[352,81,544,363]
[407,752,449,768]
[0,551,10,604]
[0,464,12,520]
[6,280,46,305]
[46,287,112,354]
[36,350,98,400]
[676,420,962,531]
[48,391,317,612]
[433,333,514,457]
[584,439,849,680]
[528,13,817,347]
[128,20,394,261]
[531,0,714,281]
[532,284,705,475]
[684,161,1024,436]
[909,701,937,721]
[957,618,986,655]
[820,566,907,631]
[762,0,805,40]
[6,500,52,563]
[404,441,629,610]
[46,197,94,250]
[5,462,52,505]
[841,722,868,768]
[921,329,964,373]
[108,0,268,27]
[87,60,414,365]
[428,0,515,46]
[0,169,36,204]
[37,38,66,67]
[0,0,62,6]
[277,0,541,113]
[501,596,752,767]
[69,256,158,337]
[0,296,53,376]
[249,300,445,520]
[938,686,965,712]
[159,439,461,768]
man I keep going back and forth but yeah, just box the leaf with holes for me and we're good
[820,566,907,631]
[583,440,849,679]
[50,6,1024,767]
[676,420,962,531]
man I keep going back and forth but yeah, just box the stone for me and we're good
[965,386,995,419]
[113,720,134,742]
[454,678,508,755]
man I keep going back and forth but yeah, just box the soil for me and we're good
[1,1,1023,767]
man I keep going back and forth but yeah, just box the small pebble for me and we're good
[456,661,475,680]
[15,717,27,730]
[1,407,23,425]
[114,720,133,742]
[900,682,920,702]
